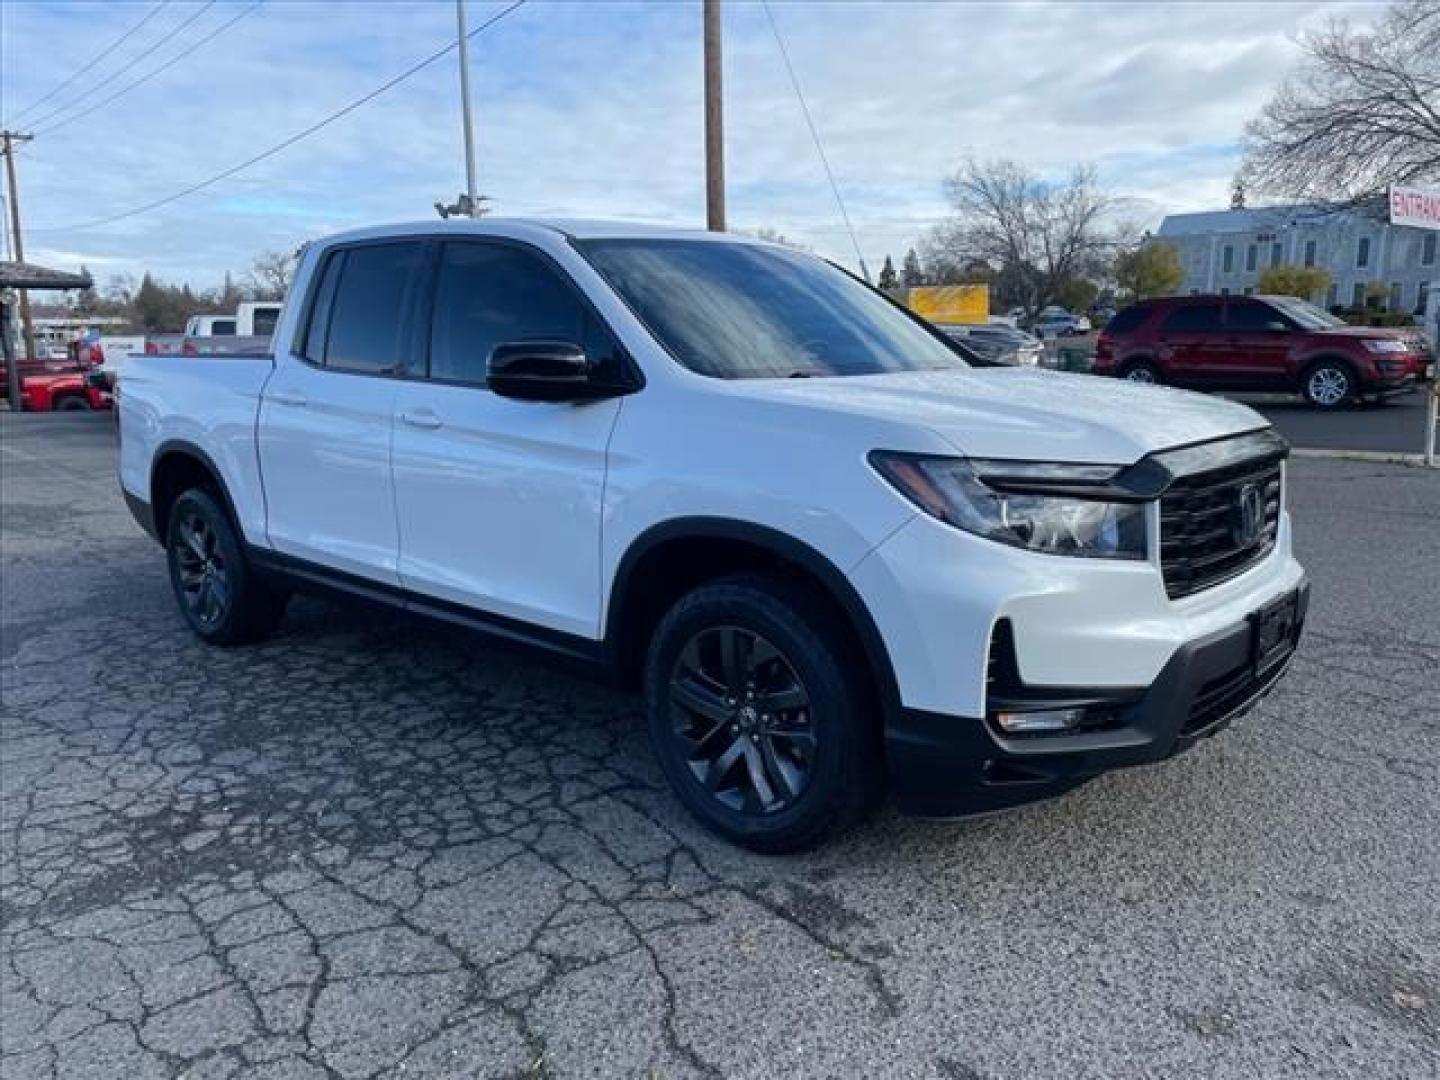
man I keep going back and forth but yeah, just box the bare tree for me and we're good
[1241,0,1440,204]
[924,158,1118,317]
[245,249,299,300]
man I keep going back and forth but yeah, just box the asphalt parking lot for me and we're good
[2,412,1437,1080]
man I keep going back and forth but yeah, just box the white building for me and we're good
[1155,205,1437,316]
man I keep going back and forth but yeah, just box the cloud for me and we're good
[1,0,1383,285]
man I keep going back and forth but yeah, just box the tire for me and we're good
[644,573,880,854]
[1301,360,1356,409]
[1119,360,1161,385]
[165,488,288,645]
[56,395,90,411]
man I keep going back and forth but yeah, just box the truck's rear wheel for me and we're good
[56,395,90,411]
[166,489,287,645]
[644,574,879,853]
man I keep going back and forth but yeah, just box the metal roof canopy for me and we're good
[0,260,92,291]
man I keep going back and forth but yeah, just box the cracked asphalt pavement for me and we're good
[2,412,1437,1079]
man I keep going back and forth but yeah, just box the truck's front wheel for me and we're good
[644,575,879,853]
[166,489,287,645]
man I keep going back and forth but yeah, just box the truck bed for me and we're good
[118,353,276,544]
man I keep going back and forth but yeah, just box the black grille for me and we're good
[1160,456,1282,599]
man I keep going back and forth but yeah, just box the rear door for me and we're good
[1155,301,1226,384]
[389,239,624,638]
[258,239,427,584]
[1222,298,1295,387]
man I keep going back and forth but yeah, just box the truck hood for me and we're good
[729,367,1269,464]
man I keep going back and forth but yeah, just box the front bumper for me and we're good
[887,579,1309,817]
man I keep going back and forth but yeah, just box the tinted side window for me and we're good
[1227,300,1285,331]
[1161,303,1223,333]
[300,252,344,362]
[1104,305,1150,334]
[429,242,619,385]
[324,242,425,375]
[212,320,236,336]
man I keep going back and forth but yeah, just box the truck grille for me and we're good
[1160,456,1282,599]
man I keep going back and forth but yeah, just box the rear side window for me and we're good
[212,320,236,336]
[428,241,620,385]
[319,241,426,375]
[1104,305,1150,334]
[1161,303,1223,333]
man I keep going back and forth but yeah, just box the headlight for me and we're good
[869,451,1147,559]
[1362,339,1406,353]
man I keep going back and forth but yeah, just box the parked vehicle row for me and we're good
[937,323,1044,367]
[120,219,1307,852]
[1093,294,1431,408]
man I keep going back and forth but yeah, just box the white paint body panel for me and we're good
[120,217,1307,723]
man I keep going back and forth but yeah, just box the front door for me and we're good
[1222,298,1295,387]
[390,240,625,639]
[258,239,427,584]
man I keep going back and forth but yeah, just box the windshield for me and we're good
[1267,295,1346,330]
[577,239,968,379]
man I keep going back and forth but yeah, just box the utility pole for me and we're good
[703,0,725,232]
[1,130,37,364]
[455,0,479,216]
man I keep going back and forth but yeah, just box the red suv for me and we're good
[1093,294,1431,408]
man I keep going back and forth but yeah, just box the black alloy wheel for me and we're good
[165,488,287,645]
[173,510,231,629]
[644,574,879,853]
[668,625,815,815]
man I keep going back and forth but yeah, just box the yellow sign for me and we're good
[903,285,989,325]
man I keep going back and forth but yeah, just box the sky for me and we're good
[0,0,1385,289]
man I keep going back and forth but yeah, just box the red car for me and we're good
[1093,294,1431,408]
[1,349,111,412]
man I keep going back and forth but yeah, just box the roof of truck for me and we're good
[313,218,767,246]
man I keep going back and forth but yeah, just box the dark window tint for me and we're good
[1356,237,1371,268]
[1161,303,1223,333]
[253,308,280,336]
[1104,305,1150,334]
[428,242,619,385]
[1222,246,1234,273]
[1423,232,1436,266]
[300,252,343,361]
[324,242,425,374]
[1304,240,1317,267]
[1227,299,1285,331]
[1271,242,1283,266]
[212,320,236,336]
[1245,245,1257,272]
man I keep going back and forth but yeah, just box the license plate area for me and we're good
[1249,590,1299,675]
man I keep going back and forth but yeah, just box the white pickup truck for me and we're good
[119,219,1308,851]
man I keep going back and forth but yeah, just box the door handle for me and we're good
[399,408,443,430]
[269,389,307,407]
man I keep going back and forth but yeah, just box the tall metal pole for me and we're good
[456,0,479,216]
[2,131,37,366]
[703,0,725,232]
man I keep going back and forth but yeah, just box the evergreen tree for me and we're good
[877,255,898,290]
[901,248,925,287]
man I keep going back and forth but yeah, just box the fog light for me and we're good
[994,707,1085,734]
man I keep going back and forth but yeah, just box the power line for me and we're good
[30,0,530,235]
[34,2,263,138]
[6,1,173,127]
[25,1,220,133]
[761,0,869,281]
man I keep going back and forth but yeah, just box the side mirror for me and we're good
[488,341,614,402]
